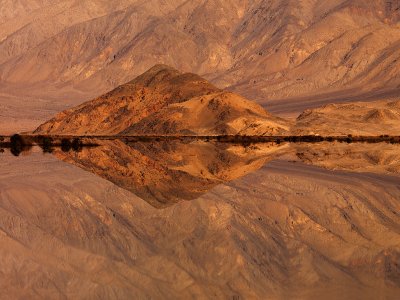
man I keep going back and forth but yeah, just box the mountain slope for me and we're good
[34,65,289,136]
[122,92,289,136]
[1,0,400,133]
[293,99,400,136]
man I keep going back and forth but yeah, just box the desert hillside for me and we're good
[34,65,289,136]
[293,99,400,136]
[121,92,289,136]
[1,1,400,132]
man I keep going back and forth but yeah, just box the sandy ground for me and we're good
[0,146,399,299]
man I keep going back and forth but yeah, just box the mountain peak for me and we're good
[126,64,220,101]
[34,66,288,136]
[130,64,181,85]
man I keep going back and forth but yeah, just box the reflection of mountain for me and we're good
[294,142,400,175]
[54,139,288,208]
[53,140,400,208]
[1,150,399,299]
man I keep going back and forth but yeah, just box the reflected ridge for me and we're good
[54,139,288,208]
[51,139,400,208]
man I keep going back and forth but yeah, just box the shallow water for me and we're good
[0,141,399,299]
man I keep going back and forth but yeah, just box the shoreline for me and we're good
[1,134,400,146]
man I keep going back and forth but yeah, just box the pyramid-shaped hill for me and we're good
[34,65,289,136]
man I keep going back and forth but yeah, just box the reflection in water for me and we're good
[294,142,400,174]
[0,135,96,156]
[54,140,289,208]
[0,140,399,299]
[3,139,400,205]
[52,139,400,207]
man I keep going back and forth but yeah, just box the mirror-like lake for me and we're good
[0,140,399,299]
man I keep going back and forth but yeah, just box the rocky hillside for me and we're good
[34,65,289,136]
[293,99,400,136]
[1,0,400,133]
[121,92,289,136]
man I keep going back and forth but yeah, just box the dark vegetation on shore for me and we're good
[0,135,99,156]
[116,134,400,145]
[1,134,399,157]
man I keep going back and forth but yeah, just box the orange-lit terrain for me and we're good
[0,1,399,299]
[34,66,289,136]
[1,1,400,132]
[0,144,399,299]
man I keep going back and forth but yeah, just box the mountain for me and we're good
[293,99,400,136]
[1,1,400,133]
[34,65,289,136]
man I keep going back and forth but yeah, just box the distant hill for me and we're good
[293,100,400,136]
[34,65,289,136]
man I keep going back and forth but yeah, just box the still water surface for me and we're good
[0,140,399,299]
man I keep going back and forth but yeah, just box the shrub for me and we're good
[41,137,54,153]
[61,138,72,152]
[10,134,25,156]
[71,138,83,152]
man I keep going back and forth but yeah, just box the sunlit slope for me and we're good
[0,0,399,121]
[34,65,289,136]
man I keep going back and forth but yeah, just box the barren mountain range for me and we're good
[1,2,400,298]
[1,0,400,133]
